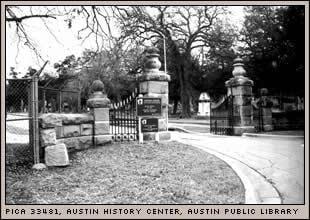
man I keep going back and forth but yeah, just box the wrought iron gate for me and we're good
[109,89,139,142]
[255,104,264,132]
[210,95,234,135]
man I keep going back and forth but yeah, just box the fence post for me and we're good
[28,81,33,152]
[42,89,46,113]
[31,75,40,165]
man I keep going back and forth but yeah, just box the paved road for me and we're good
[171,132,305,204]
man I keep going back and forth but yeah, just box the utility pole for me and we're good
[159,32,167,74]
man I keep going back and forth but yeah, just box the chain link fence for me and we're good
[6,79,34,165]
[38,87,81,113]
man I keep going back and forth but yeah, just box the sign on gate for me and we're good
[137,97,161,116]
[141,118,159,132]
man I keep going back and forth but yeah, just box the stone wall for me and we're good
[39,113,111,166]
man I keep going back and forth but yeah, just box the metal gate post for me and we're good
[28,82,33,151]
[31,75,40,164]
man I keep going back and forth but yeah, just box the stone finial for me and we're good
[90,80,105,94]
[144,46,162,71]
[87,80,110,108]
[225,56,253,88]
[232,57,246,77]
[139,46,170,82]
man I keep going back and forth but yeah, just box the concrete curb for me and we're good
[175,139,282,204]
[169,121,209,125]
[168,126,235,138]
[168,126,197,134]
[242,132,304,139]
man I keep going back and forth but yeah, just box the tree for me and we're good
[6,6,239,116]
[113,6,237,117]
[239,6,305,96]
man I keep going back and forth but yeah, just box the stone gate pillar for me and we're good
[138,47,171,141]
[225,57,255,135]
[87,80,112,145]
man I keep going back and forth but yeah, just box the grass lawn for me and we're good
[6,141,245,204]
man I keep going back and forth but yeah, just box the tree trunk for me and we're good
[178,61,191,118]
[173,99,179,115]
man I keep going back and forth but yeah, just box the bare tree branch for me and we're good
[6,14,56,22]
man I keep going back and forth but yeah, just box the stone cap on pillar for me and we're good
[225,57,253,87]
[138,46,170,82]
[87,80,110,108]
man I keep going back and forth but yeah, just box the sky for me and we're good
[6,6,245,77]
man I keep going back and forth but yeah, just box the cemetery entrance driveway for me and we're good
[171,132,304,204]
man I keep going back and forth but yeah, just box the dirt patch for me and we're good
[6,141,245,204]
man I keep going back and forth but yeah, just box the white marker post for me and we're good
[137,95,144,144]
[155,130,159,143]
[138,117,143,144]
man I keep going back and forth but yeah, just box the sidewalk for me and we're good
[171,131,305,204]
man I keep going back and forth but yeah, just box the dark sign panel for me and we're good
[137,98,161,116]
[141,118,159,132]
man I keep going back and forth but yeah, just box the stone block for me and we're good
[87,97,110,108]
[142,132,156,141]
[81,123,93,136]
[232,116,241,126]
[158,118,168,131]
[55,127,64,139]
[57,136,93,152]
[95,135,112,146]
[233,105,252,117]
[225,76,254,87]
[263,125,274,131]
[239,105,253,117]
[32,163,47,170]
[138,72,171,82]
[144,93,169,107]
[40,114,63,128]
[63,125,81,137]
[263,116,273,125]
[240,116,253,126]
[140,81,168,94]
[262,108,272,117]
[231,86,252,96]
[142,131,171,141]
[45,143,69,166]
[233,95,252,106]
[95,121,110,135]
[233,126,255,136]
[40,128,56,147]
[159,131,171,141]
[62,113,93,125]
[93,108,109,121]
